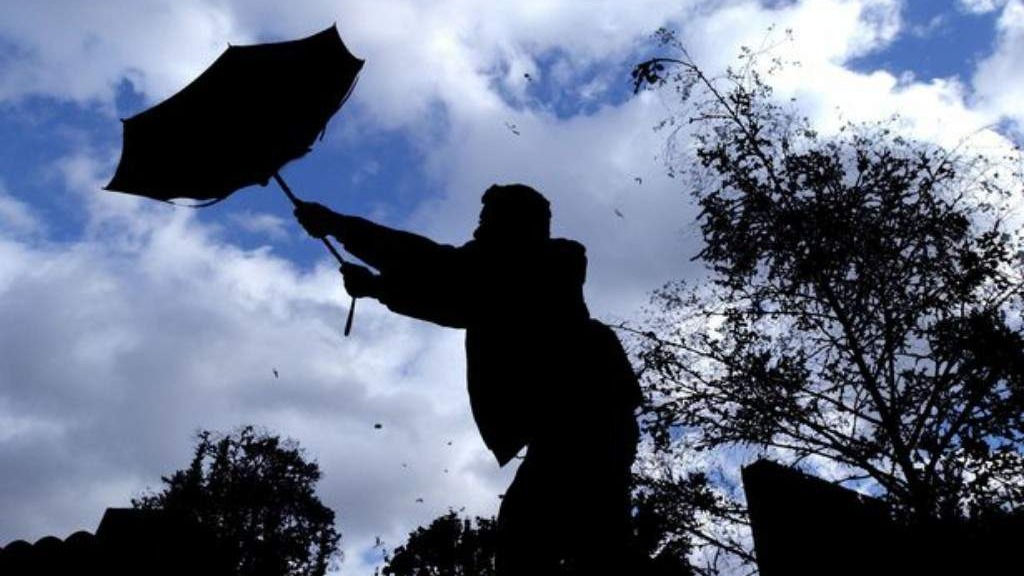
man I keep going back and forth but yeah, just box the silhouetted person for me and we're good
[295,184,642,574]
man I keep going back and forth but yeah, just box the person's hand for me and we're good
[340,262,378,298]
[293,200,338,239]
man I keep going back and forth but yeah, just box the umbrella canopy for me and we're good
[105,25,363,203]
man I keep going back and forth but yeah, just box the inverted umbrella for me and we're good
[106,25,364,335]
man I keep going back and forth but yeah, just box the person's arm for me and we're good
[296,202,470,328]
[294,201,445,273]
[337,254,469,329]
[377,257,469,329]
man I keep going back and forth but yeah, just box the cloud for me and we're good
[0,181,44,238]
[958,0,1011,14]
[909,13,950,39]
[228,211,291,241]
[0,1,241,107]
[972,0,1024,132]
[0,0,693,122]
[651,0,1016,152]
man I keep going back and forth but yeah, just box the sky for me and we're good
[1,0,1022,573]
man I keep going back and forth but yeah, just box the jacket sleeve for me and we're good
[334,215,448,274]
[374,246,470,329]
[335,216,470,329]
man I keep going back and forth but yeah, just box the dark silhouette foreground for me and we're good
[0,508,229,576]
[743,460,1024,576]
[296,184,643,574]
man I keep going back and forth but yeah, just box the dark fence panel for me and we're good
[742,459,1023,576]
[0,508,231,576]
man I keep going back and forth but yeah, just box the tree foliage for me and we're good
[631,26,1024,570]
[633,473,721,576]
[378,504,699,576]
[378,510,498,576]
[133,426,341,576]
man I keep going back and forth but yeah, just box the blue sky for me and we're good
[2,1,1023,574]
[850,1,1001,78]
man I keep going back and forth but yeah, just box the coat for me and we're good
[336,216,642,465]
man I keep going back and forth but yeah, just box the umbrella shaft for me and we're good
[320,237,346,266]
[274,172,357,337]
[274,172,301,204]
[273,173,346,266]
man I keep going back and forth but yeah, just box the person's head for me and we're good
[473,183,551,243]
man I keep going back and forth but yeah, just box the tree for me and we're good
[630,27,1024,570]
[133,426,341,576]
[377,503,702,576]
[633,475,709,576]
[378,510,498,576]
[631,458,751,576]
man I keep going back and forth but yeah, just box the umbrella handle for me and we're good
[344,298,356,336]
[273,172,357,337]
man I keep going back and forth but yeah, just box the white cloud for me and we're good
[909,13,949,38]
[677,0,900,71]
[0,1,241,108]
[972,0,1024,132]
[0,0,696,124]
[228,210,291,241]
[958,0,1011,14]
[0,182,44,237]
[652,0,1014,151]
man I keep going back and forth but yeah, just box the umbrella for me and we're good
[105,24,364,335]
